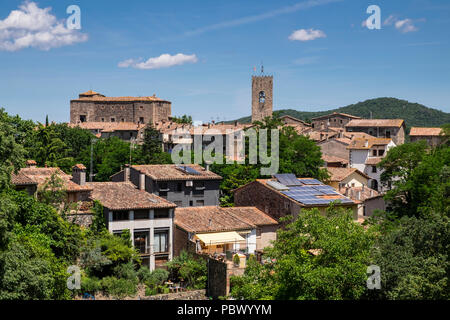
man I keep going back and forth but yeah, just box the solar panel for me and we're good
[312,185,339,195]
[274,173,302,186]
[267,180,289,191]
[176,165,200,175]
[299,178,322,185]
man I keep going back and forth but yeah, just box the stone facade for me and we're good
[311,113,361,131]
[70,91,171,125]
[251,76,273,122]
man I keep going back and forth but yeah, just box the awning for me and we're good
[195,231,245,246]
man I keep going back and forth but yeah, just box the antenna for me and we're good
[261,61,264,74]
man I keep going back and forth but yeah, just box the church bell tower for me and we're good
[251,66,273,123]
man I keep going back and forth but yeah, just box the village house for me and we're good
[409,127,445,147]
[111,164,222,207]
[234,173,358,221]
[324,167,378,216]
[86,181,176,270]
[311,112,361,131]
[348,137,396,192]
[11,160,92,203]
[69,121,146,143]
[174,206,278,257]
[345,119,406,145]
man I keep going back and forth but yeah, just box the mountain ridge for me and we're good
[230,97,450,129]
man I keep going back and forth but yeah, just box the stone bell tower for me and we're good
[251,66,273,123]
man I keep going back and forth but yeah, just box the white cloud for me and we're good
[288,28,326,41]
[395,19,418,33]
[382,15,420,33]
[0,1,88,51]
[118,53,198,70]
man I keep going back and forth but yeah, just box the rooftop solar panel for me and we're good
[176,165,200,175]
[274,173,303,186]
[267,180,289,191]
[299,179,322,185]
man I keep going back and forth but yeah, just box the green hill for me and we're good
[232,97,450,130]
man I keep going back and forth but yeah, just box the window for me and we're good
[112,211,129,221]
[154,209,169,219]
[176,182,182,192]
[79,115,86,122]
[259,91,265,103]
[371,179,378,191]
[139,117,144,123]
[134,230,150,254]
[386,130,391,138]
[340,120,343,124]
[101,118,105,122]
[154,229,169,253]
[189,200,193,206]
[193,181,205,196]
[111,117,116,122]
[372,150,377,156]
[378,149,385,156]
[196,200,204,206]
[134,209,149,220]
[121,118,125,122]
[372,166,377,173]
[256,228,261,238]
[159,182,168,197]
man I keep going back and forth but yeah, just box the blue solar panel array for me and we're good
[274,173,303,186]
[176,165,200,175]
[277,177,353,205]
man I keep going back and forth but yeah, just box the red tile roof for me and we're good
[87,182,176,210]
[347,137,392,149]
[132,164,222,181]
[312,112,361,121]
[325,167,370,181]
[346,119,405,128]
[175,206,277,233]
[409,127,443,136]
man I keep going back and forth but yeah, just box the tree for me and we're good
[379,141,450,217]
[368,213,449,300]
[172,115,193,124]
[36,172,67,210]
[137,124,172,164]
[230,206,374,300]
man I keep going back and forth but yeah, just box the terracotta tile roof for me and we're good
[132,164,222,181]
[86,182,176,210]
[346,119,405,128]
[68,122,146,132]
[26,160,37,166]
[342,132,376,140]
[325,167,370,181]
[409,127,443,136]
[306,131,339,142]
[279,115,311,126]
[175,206,277,233]
[11,167,93,192]
[322,154,349,165]
[312,112,361,121]
[72,92,169,103]
[365,157,383,165]
[73,164,86,170]
[347,137,392,149]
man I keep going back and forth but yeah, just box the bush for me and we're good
[166,251,207,289]
[113,261,138,282]
[137,266,152,283]
[233,254,240,266]
[81,276,101,294]
[100,276,137,298]
[146,269,169,287]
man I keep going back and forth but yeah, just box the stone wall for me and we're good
[251,76,273,122]
[141,289,207,300]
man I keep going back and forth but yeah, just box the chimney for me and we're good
[139,173,145,190]
[205,164,210,171]
[124,164,130,182]
[72,164,86,186]
[26,160,37,168]
[234,120,238,127]
[357,191,361,200]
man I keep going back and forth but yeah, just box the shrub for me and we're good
[100,276,137,298]
[81,276,101,294]
[113,261,138,282]
[146,269,169,287]
[166,250,207,289]
[137,266,152,283]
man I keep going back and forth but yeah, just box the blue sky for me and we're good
[0,0,449,123]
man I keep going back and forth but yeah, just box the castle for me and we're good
[70,90,172,125]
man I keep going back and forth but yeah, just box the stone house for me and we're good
[234,174,358,221]
[173,206,278,257]
[111,164,222,208]
[70,90,171,125]
[86,181,176,270]
[11,161,92,203]
[311,112,361,131]
[345,119,406,145]
[409,127,445,147]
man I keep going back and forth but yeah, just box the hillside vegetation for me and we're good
[232,97,450,130]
